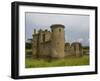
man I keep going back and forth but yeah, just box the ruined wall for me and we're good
[71,42,83,57]
[32,34,38,57]
[32,29,51,58]
[37,29,51,43]
[39,41,51,58]
[65,43,71,57]
[44,30,51,42]
[65,42,83,57]
[32,24,83,59]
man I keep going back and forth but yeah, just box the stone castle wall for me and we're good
[32,24,83,59]
[65,42,83,57]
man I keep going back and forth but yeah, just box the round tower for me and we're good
[71,42,83,57]
[50,24,65,58]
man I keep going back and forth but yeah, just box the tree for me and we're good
[26,38,32,49]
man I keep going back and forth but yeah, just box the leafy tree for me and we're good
[26,38,32,49]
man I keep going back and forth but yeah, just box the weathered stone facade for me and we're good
[32,24,83,59]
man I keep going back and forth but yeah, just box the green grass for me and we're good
[25,55,89,68]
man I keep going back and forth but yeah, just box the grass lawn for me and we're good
[25,55,89,68]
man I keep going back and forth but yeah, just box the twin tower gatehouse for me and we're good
[32,24,83,59]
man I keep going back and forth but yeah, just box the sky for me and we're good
[25,12,90,46]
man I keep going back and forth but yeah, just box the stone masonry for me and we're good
[32,24,83,59]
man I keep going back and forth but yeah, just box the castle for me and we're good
[32,24,83,59]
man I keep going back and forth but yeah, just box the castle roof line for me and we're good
[50,24,65,28]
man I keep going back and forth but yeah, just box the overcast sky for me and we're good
[25,12,89,46]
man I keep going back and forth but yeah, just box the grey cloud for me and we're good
[25,12,89,46]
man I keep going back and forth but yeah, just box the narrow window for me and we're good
[52,29,53,32]
[43,34,45,42]
[59,29,61,32]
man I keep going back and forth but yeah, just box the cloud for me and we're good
[76,38,84,42]
[25,12,89,46]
